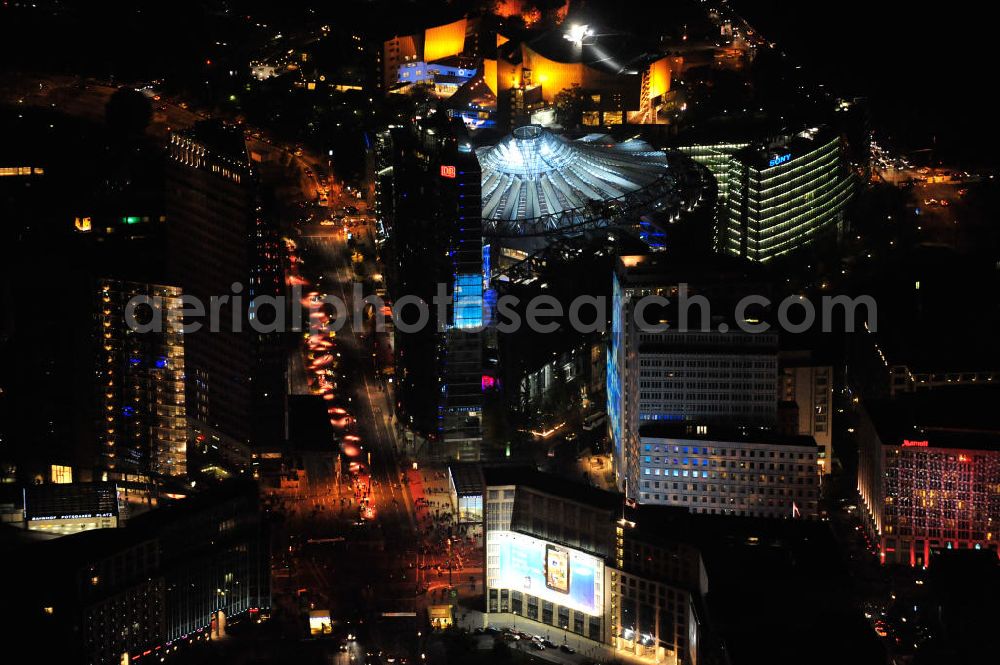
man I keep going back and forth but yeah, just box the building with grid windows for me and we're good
[8,480,269,665]
[611,510,706,665]
[480,467,871,665]
[779,352,834,475]
[675,142,750,206]
[609,254,778,497]
[166,120,285,463]
[722,127,854,262]
[636,423,820,518]
[483,466,618,644]
[97,279,187,479]
[373,117,485,459]
[483,467,705,663]
[440,143,485,459]
[857,391,1000,567]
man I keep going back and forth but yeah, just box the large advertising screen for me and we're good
[489,530,603,616]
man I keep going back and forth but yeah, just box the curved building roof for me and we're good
[477,125,677,237]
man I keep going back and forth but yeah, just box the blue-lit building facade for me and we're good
[608,272,627,488]
[398,60,476,86]
[440,145,485,460]
[608,255,779,497]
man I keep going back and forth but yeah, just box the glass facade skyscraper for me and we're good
[441,146,485,459]
[723,129,854,262]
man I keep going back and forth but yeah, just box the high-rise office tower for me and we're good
[609,254,778,496]
[678,126,854,262]
[439,145,484,460]
[376,118,484,460]
[166,120,284,465]
[97,279,187,478]
[722,128,854,262]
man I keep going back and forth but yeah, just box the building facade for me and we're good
[166,120,284,459]
[612,518,707,665]
[376,118,485,460]
[779,355,834,474]
[675,142,750,206]
[440,144,485,460]
[478,466,868,665]
[609,255,778,496]
[9,480,269,665]
[23,482,122,535]
[97,279,187,479]
[857,399,1000,566]
[722,128,854,262]
[484,468,618,644]
[482,467,709,665]
[637,424,820,518]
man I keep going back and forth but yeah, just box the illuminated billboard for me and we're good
[308,609,332,635]
[489,530,603,616]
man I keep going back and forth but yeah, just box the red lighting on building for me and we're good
[481,374,495,390]
[440,165,456,178]
[863,434,999,567]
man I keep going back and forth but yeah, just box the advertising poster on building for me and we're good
[491,530,602,616]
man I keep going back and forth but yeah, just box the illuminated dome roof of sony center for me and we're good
[476,125,675,237]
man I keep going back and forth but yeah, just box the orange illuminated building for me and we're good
[647,57,670,100]
[483,58,498,95]
[424,17,467,63]
[382,17,469,90]
[494,33,674,126]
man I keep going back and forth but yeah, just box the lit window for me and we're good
[50,465,73,484]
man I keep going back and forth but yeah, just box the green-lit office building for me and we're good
[722,128,854,262]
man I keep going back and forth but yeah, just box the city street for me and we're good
[2,69,553,664]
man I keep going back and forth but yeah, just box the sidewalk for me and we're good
[457,607,611,664]
[405,466,483,596]
[456,606,675,665]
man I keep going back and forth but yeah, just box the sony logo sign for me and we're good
[768,153,792,167]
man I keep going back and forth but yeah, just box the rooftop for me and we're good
[733,125,841,171]
[624,505,883,665]
[483,464,621,512]
[866,388,1000,451]
[477,126,675,236]
[448,462,484,497]
[176,118,250,169]
[638,422,818,449]
[519,22,658,76]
